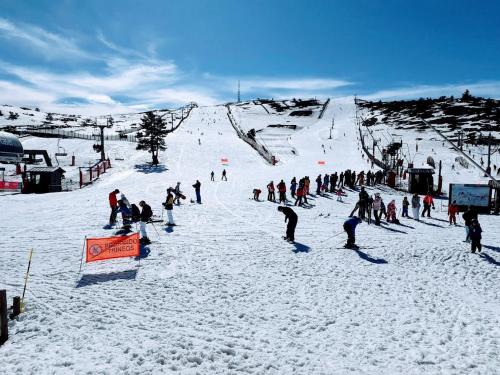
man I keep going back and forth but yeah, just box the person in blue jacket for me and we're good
[117,199,133,230]
[343,216,362,248]
[469,219,482,253]
[290,177,297,198]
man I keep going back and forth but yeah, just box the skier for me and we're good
[222,169,227,181]
[402,197,409,218]
[422,193,435,217]
[210,171,215,181]
[469,219,482,253]
[120,193,131,209]
[295,185,304,206]
[316,175,322,195]
[343,216,362,249]
[358,187,369,219]
[290,177,297,198]
[117,199,132,230]
[387,200,397,223]
[163,188,176,226]
[131,203,141,222]
[304,176,310,196]
[330,173,338,192]
[277,179,287,204]
[267,181,276,202]
[192,180,202,204]
[139,200,152,245]
[253,188,261,201]
[323,174,330,192]
[174,182,182,205]
[448,200,459,225]
[366,195,374,224]
[411,193,421,220]
[108,189,120,226]
[277,206,298,242]
[462,206,478,242]
[372,193,382,225]
[339,172,344,188]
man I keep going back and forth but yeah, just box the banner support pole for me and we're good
[78,237,86,275]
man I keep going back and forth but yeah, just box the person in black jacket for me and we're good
[462,206,478,242]
[278,206,298,242]
[192,180,201,203]
[469,219,482,253]
[139,200,153,244]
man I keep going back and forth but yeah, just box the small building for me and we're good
[0,131,24,164]
[407,168,435,194]
[22,167,65,193]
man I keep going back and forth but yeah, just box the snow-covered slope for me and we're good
[1,98,499,374]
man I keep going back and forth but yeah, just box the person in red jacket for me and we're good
[277,179,287,204]
[448,200,459,225]
[267,181,275,202]
[108,189,120,225]
[422,193,435,217]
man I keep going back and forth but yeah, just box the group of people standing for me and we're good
[108,189,153,244]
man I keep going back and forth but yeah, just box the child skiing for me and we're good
[469,219,482,253]
[448,200,459,225]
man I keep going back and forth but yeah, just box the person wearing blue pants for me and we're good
[343,216,362,248]
[192,180,202,204]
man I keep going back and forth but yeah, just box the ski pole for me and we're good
[150,221,161,239]
[324,231,344,241]
[21,249,33,311]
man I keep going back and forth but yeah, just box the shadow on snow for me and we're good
[479,253,500,267]
[354,248,388,264]
[292,242,311,253]
[76,269,138,288]
[134,164,168,174]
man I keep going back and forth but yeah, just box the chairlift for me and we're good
[54,139,68,165]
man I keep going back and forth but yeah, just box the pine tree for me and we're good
[461,89,472,102]
[136,112,168,165]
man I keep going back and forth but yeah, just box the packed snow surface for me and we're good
[1,98,499,374]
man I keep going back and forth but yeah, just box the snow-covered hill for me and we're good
[1,98,499,374]
[357,96,500,188]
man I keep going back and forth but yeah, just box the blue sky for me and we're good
[0,0,499,114]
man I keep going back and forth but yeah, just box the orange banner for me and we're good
[86,233,140,263]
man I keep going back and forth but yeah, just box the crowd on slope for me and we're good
[255,168,484,252]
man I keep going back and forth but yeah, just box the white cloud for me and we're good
[0,17,92,60]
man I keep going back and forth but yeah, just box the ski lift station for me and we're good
[0,131,24,164]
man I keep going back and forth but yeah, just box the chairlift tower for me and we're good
[93,117,113,162]
[329,117,334,139]
[237,80,241,103]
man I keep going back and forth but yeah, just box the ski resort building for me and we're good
[0,131,23,164]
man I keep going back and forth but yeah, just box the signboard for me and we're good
[221,158,229,164]
[317,161,326,165]
[449,183,492,210]
[86,233,140,263]
[0,181,22,191]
